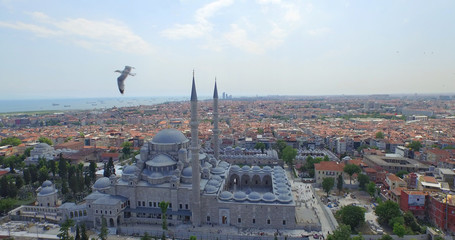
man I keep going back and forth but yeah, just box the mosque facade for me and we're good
[62,75,296,231]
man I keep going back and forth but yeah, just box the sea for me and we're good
[0,97,190,114]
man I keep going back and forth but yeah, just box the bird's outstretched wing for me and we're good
[117,75,126,94]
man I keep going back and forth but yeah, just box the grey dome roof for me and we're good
[207,179,220,187]
[241,166,250,171]
[248,192,261,202]
[219,191,233,201]
[263,166,272,172]
[277,188,290,195]
[202,167,210,174]
[212,175,222,181]
[150,171,164,178]
[262,192,276,202]
[146,154,177,167]
[151,129,188,144]
[205,185,218,194]
[230,165,241,172]
[233,191,247,201]
[123,165,138,175]
[93,177,110,189]
[274,183,289,190]
[182,166,192,177]
[219,161,229,168]
[178,148,187,154]
[42,180,53,187]
[211,166,225,175]
[277,194,292,203]
[38,186,56,196]
[252,166,261,172]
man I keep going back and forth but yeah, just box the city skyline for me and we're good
[1,0,454,99]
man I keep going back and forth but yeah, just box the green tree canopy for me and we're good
[337,174,343,193]
[376,131,385,139]
[322,177,335,197]
[327,224,351,240]
[273,140,287,158]
[159,201,170,230]
[122,141,133,158]
[338,205,365,230]
[344,164,361,184]
[357,173,370,190]
[0,136,22,146]
[393,222,406,237]
[38,137,53,146]
[254,142,266,153]
[408,141,422,151]
[58,218,74,240]
[395,170,408,179]
[282,146,297,167]
[98,216,108,240]
[367,182,377,197]
[375,200,401,225]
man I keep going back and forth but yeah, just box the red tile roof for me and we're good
[314,161,345,172]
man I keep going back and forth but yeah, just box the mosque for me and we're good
[50,74,296,231]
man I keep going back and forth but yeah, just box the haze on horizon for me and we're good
[1,0,454,100]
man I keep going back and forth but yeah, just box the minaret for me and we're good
[190,70,201,226]
[213,80,220,160]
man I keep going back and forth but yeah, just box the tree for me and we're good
[376,131,385,139]
[80,223,88,240]
[189,236,197,240]
[141,232,152,240]
[351,235,364,240]
[375,200,401,225]
[89,161,97,183]
[0,136,22,146]
[48,160,57,177]
[29,164,38,183]
[254,142,266,153]
[393,222,406,237]
[38,137,53,146]
[104,158,115,178]
[75,224,80,240]
[61,180,69,195]
[408,141,422,151]
[98,216,108,240]
[0,177,8,197]
[337,174,343,193]
[322,177,335,197]
[159,201,170,230]
[395,170,408,179]
[0,198,15,214]
[58,218,74,240]
[282,146,297,168]
[122,141,132,158]
[357,174,370,190]
[15,175,24,189]
[58,154,68,179]
[23,168,31,184]
[367,182,377,197]
[327,224,351,240]
[38,166,49,183]
[273,140,287,158]
[338,205,365,230]
[404,211,423,233]
[344,164,361,185]
[304,156,322,178]
[24,147,33,157]
[379,235,393,240]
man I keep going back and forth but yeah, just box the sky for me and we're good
[0,0,454,99]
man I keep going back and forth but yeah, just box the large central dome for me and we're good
[151,128,189,144]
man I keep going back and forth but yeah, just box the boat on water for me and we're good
[52,103,59,106]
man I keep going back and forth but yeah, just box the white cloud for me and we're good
[307,27,330,36]
[161,0,233,39]
[0,12,152,54]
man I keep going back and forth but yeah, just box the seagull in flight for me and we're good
[115,66,135,94]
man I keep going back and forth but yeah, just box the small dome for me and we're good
[207,179,220,187]
[42,180,53,187]
[274,166,283,170]
[202,167,210,174]
[263,166,272,172]
[219,161,229,168]
[262,192,276,202]
[212,175,222,181]
[151,129,188,144]
[277,188,290,195]
[274,183,289,190]
[252,166,261,172]
[182,166,192,177]
[248,192,261,202]
[93,177,110,190]
[211,167,224,175]
[205,185,218,194]
[219,191,233,201]
[277,194,292,203]
[170,175,179,182]
[230,165,241,172]
[123,165,138,175]
[178,148,187,154]
[150,171,164,179]
[146,154,177,167]
[233,191,247,201]
[241,166,250,171]
[38,186,56,196]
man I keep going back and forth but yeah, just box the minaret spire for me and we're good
[190,70,201,226]
[213,79,220,160]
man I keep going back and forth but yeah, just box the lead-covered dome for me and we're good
[93,177,110,190]
[146,154,177,167]
[151,129,188,144]
[219,191,233,201]
[123,165,138,175]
